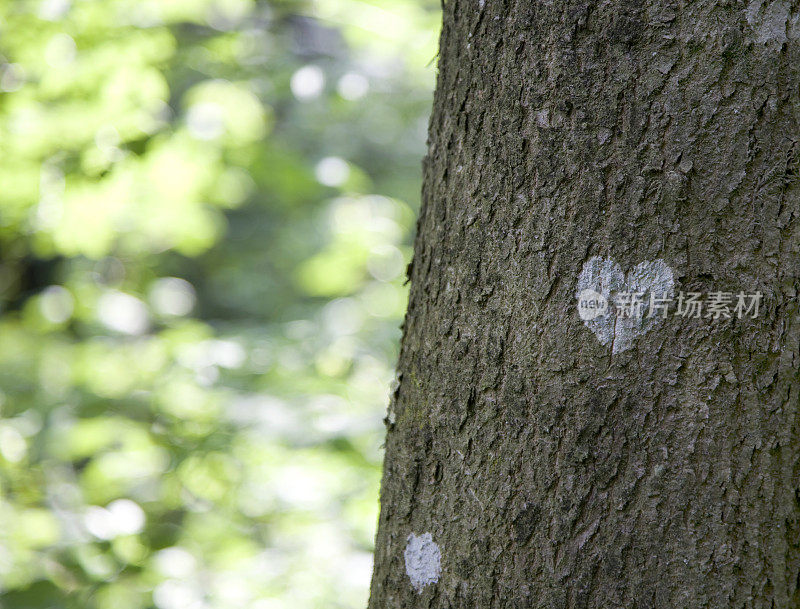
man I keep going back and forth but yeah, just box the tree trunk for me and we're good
[368,1,800,608]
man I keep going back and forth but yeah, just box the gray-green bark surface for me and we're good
[369,0,800,607]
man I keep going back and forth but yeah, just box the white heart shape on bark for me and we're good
[576,256,675,354]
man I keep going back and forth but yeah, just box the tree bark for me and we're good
[369,1,800,608]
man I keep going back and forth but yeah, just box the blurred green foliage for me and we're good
[0,0,438,607]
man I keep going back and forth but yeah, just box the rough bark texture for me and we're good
[369,1,800,608]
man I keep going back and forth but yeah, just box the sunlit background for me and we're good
[0,1,439,607]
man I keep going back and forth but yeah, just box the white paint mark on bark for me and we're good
[404,532,441,593]
[576,256,623,349]
[576,256,675,354]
